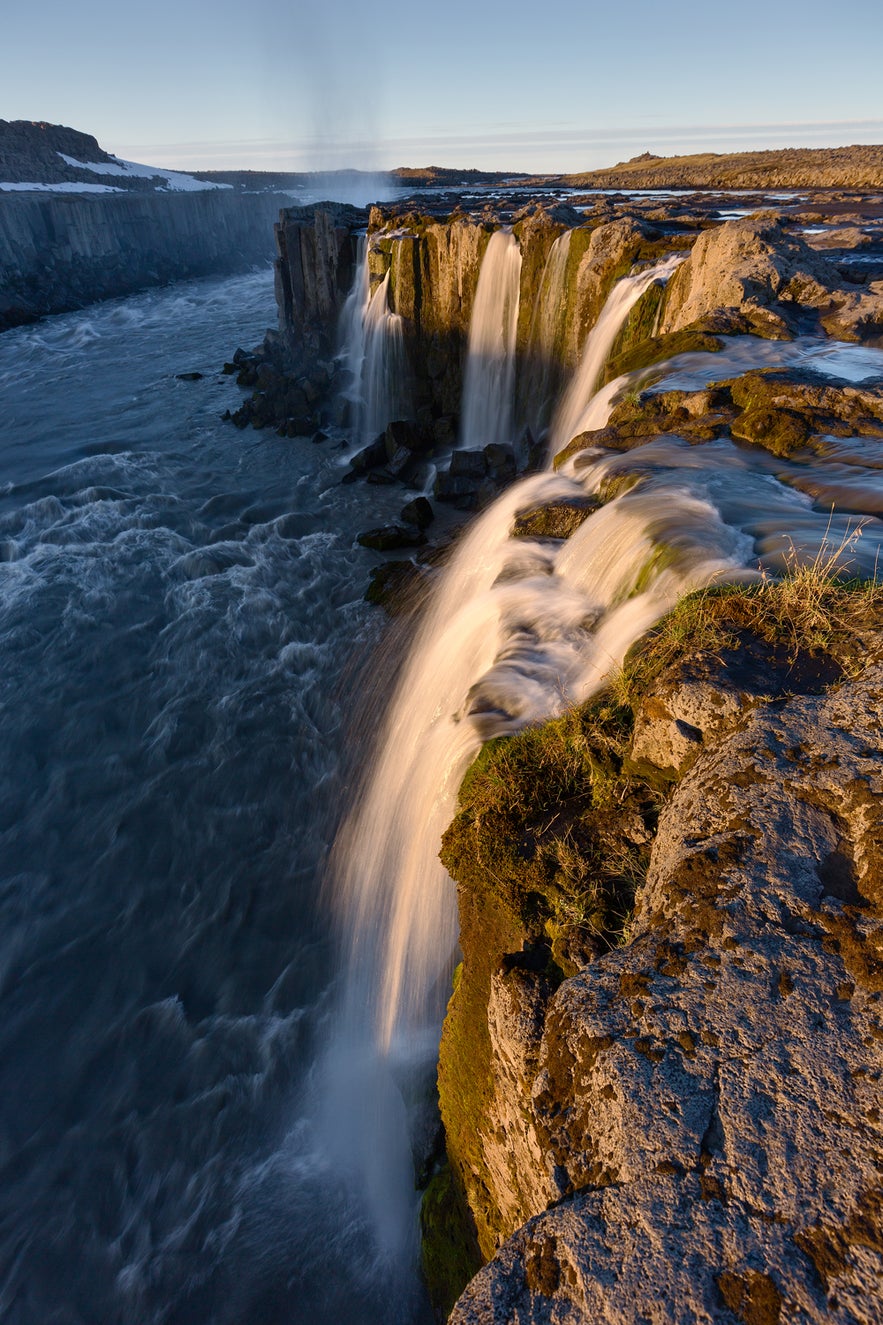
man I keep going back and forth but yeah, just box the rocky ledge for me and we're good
[437,583,883,1323]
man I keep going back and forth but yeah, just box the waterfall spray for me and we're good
[459,230,522,450]
[339,238,412,449]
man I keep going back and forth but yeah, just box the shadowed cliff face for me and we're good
[0,190,284,329]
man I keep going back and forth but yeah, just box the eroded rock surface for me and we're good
[659,213,883,344]
[446,658,883,1323]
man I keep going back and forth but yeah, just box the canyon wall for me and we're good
[0,189,285,328]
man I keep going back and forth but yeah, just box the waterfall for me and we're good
[523,229,572,433]
[319,257,745,1290]
[459,230,522,450]
[338,237,412,449]
[548,254,684,459]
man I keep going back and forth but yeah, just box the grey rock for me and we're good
[450,661,883,1323]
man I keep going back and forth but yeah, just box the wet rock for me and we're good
[365,558,432,615]
[175,371,203,381]
[730,406,811,455]
[356,524,426,551]
[484,443,516,484]
[401,496,434,529]
[450,449,488,479]
[434,471,481,503]
[349,436,388,473]
[511,498,598,540]
[385,418,432,455]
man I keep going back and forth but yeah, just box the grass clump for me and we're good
[615,530,883,709]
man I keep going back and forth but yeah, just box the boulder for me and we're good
[356,524,427,551]
[659,212,841,338]
[401,497,434,530]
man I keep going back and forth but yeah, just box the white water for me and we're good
[318,258,723,1285]
[459,230,523,450]
[339,239,411,449]
[548,254,684,459]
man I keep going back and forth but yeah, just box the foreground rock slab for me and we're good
[449,660,883,1323]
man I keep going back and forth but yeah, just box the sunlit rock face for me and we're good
[659,211,883,345]
[445,649,883,1324]
[267,192,883,1323]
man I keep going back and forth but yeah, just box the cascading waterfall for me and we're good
[459,230,522,450]
[322,249,883,1310]
[318,256,716,1292]
[548,254,684,459]
[339,237,411,449]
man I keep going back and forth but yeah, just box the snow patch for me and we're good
[57,153,232,192]
[0,181,125,194]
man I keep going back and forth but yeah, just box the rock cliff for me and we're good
[262,188,883,1320]
[0,188,283,329]
[439,592,883,1323]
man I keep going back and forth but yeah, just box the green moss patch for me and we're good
[604,329,723,383]
[420,1163,483,1320]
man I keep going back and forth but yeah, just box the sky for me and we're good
[2,0,883,173]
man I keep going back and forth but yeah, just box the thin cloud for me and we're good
[116,118,883,173]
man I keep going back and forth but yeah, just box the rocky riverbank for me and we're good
[227,185,883,1321]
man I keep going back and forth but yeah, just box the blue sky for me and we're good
[3,0,882,172]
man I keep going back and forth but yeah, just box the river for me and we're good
[0,269,429,1324]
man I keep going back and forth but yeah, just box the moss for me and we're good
[729,406,810,455]
[604,328,723,382]
[420,1162,482,1320]
[438,696,660,1255]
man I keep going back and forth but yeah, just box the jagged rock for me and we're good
[349,436,388,473]
[448,654,883,1324]
[659,213,840,339]
[401,496,434,529]
[821,281,883,343]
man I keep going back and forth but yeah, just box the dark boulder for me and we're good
[450,449,488,479]
[357,524,427,551]
[401,497,434,529]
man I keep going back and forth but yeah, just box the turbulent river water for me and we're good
[0,270,431,1325]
